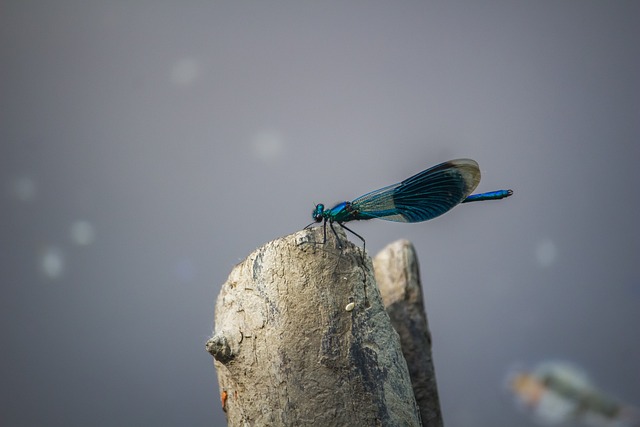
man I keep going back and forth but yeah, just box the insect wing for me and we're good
[351,159,481,223]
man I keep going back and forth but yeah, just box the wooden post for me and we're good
[374,240,443,427]
[206,227,440,426]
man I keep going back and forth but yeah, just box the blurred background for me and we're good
[1,1,638,426]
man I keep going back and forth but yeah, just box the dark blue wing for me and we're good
[351,159,481,222]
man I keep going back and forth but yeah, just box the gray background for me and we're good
[1,1,638,426]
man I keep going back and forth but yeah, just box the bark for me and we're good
[206,226,440,426]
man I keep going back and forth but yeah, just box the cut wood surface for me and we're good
[207,227,441,426]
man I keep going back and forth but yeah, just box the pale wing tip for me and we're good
[448,158,481,195]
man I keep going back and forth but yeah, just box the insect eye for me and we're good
[312,204,324,221]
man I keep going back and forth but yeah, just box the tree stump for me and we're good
[206,227,441,426]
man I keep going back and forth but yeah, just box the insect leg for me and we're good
[328,220,344,249]
[339,223,366,259]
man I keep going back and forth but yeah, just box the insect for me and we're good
[308,159,512,250]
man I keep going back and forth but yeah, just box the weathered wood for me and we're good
[206,227,423,426]
[373,240,443,427]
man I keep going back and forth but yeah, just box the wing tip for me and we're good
[447,158,481,195]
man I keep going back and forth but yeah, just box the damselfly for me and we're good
[308,158,512,250]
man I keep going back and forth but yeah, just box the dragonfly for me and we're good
[308,158,512,251]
